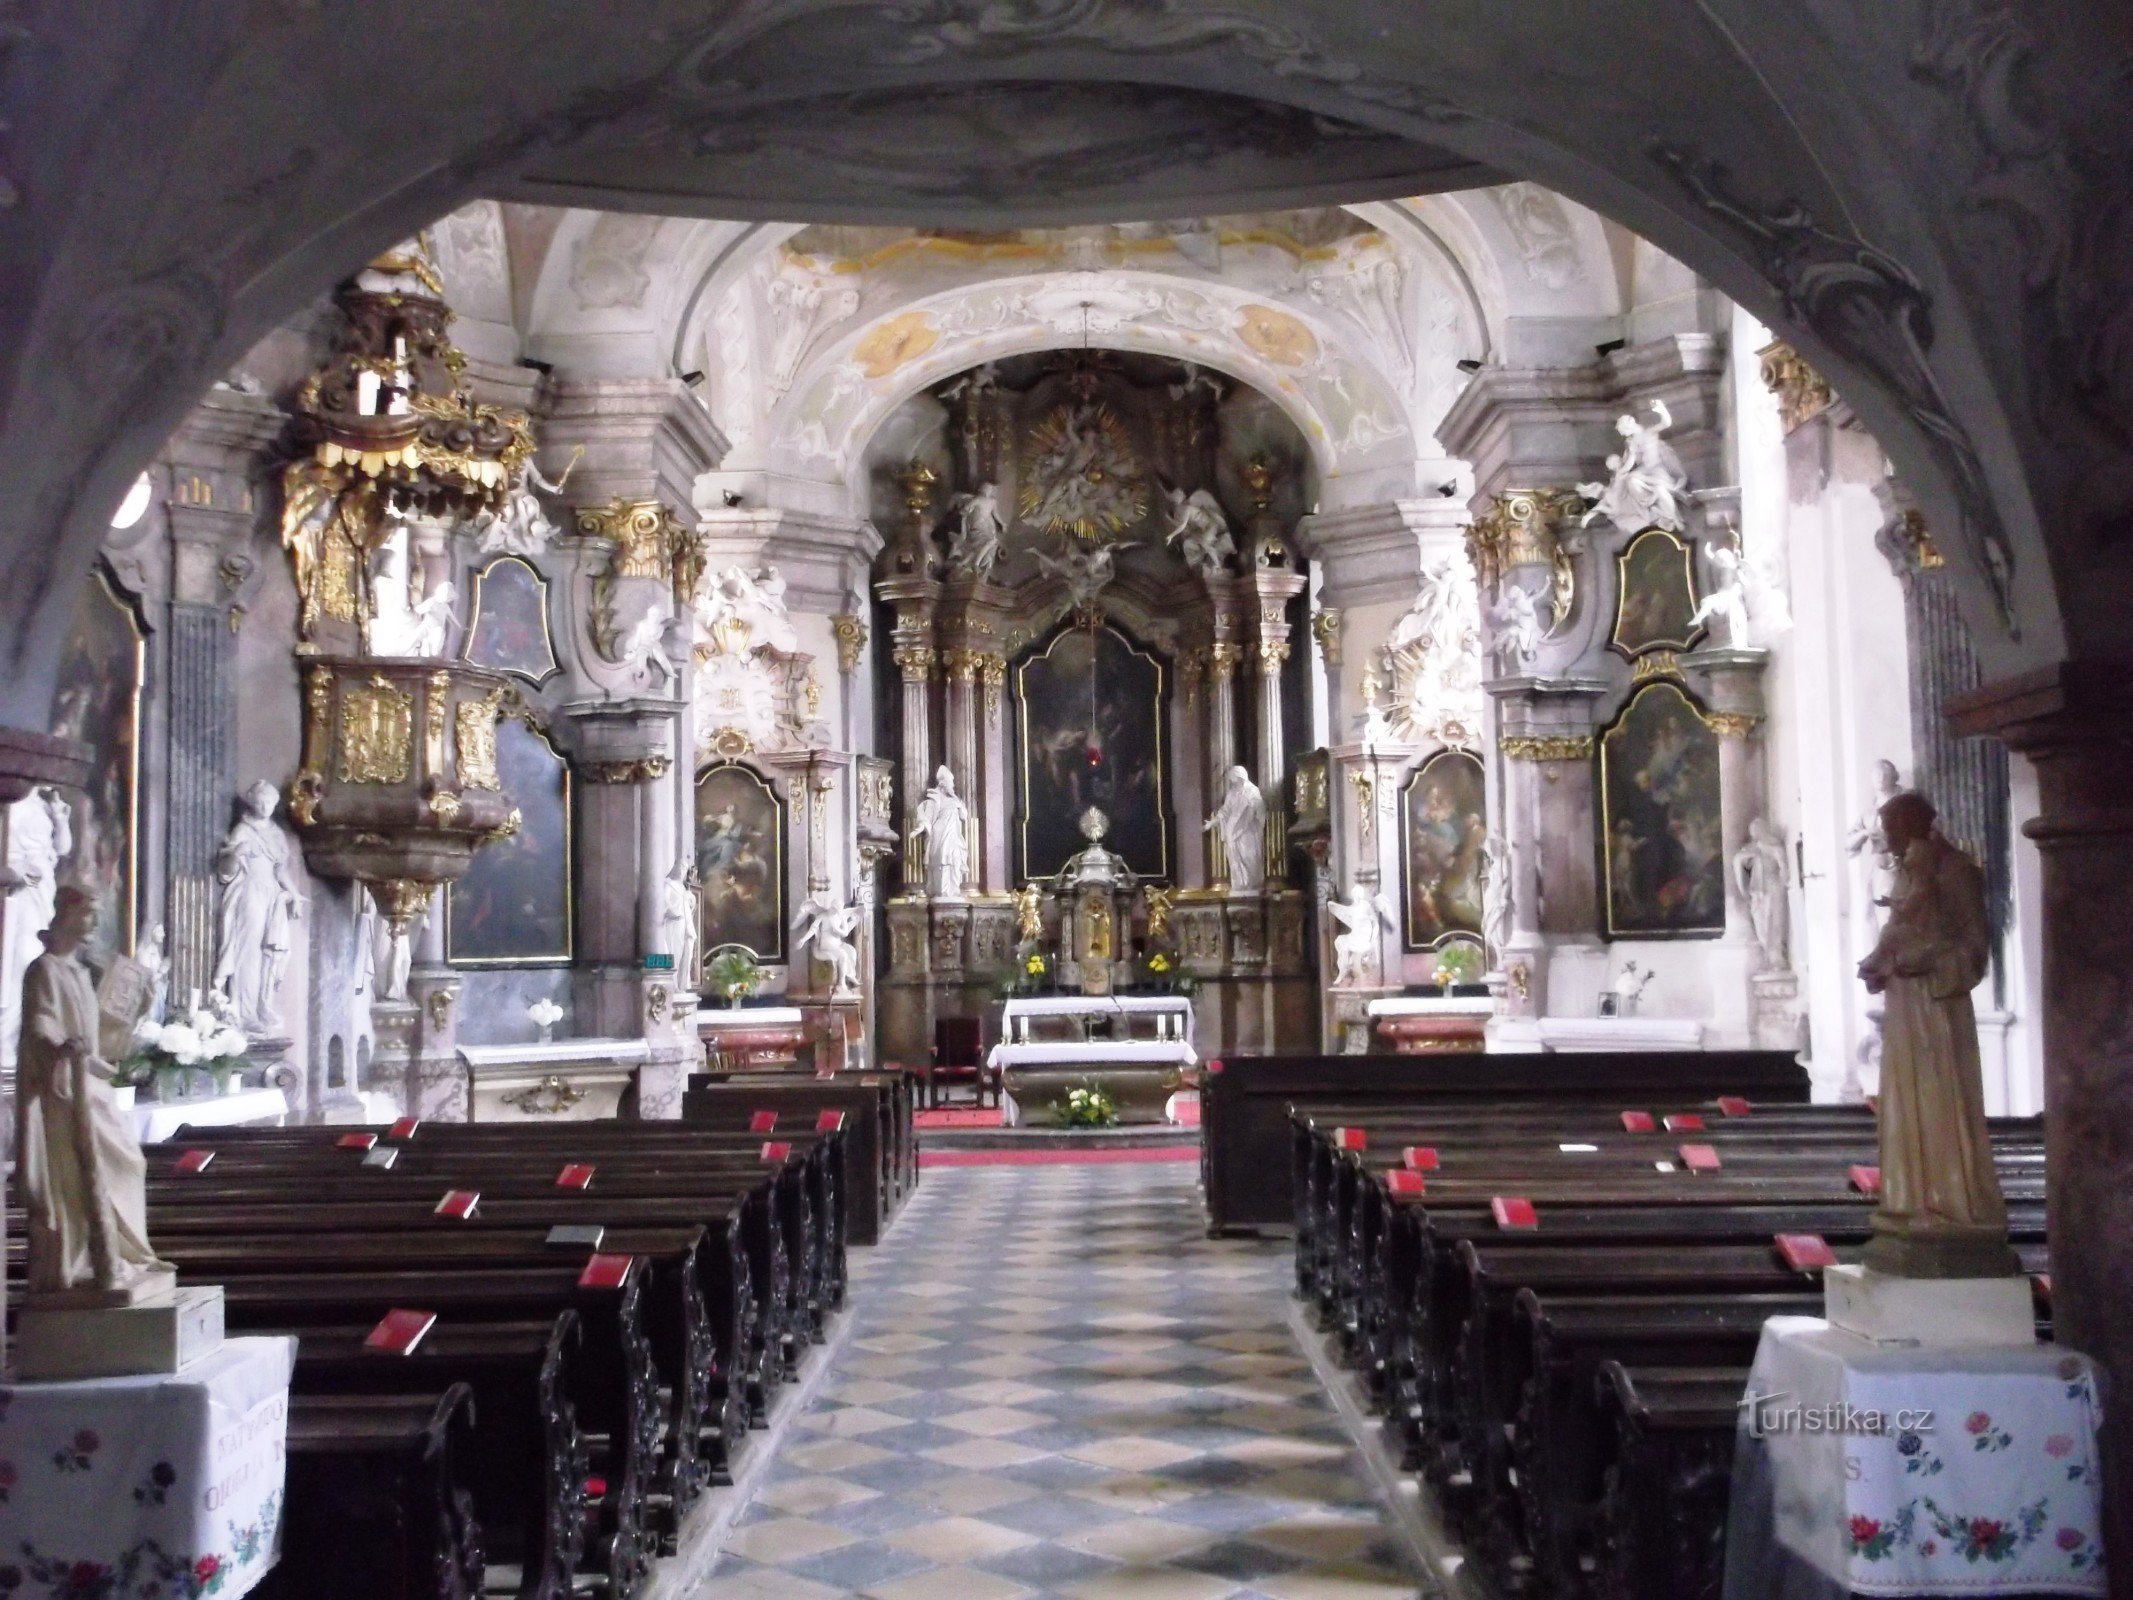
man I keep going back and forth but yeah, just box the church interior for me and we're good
[3,9,2130,1599]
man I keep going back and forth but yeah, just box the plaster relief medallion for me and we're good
[1018,400,1147,540]
[1598,681,1725,940]
[853,310,940,378]
[463,556,560,686]
[1235,303,1319,367]
[570,212,660,311]
[1401,750,1487,951]
[445,719,572,965]
[1610,528,1706,659]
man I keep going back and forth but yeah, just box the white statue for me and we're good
[793,892,864,998]
[17,886,175,1299]
[661,861,700,987]
[617,607,676,686]
[1856,792,2009,1272]
[1487,582,1546,675]
[909,766,972,900]
[1608,959,1655,1016]
[696,564,799,656]
[1578,401,1689,535]
[137,923,171,1022]
[2,787,73,1068]
[1846,759,1906,942]
[1163,486,1236,576]
[211,779,305,1037]
[354,884,380,998]
[380,895,422,1003]
[1032,541,1120,613]
[1688,540,1751,649]
[475,446,581,556]
[1734,817,1791,971]
[947,482,1006,580]
[1327,887,1395,987]
[1205,766,1267,893]
[406,579,457,657]
[1479,832,1513,968]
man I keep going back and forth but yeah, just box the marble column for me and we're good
[978,652,1010,891]
[1202,642,1242,885]
[1952,665,2133,1572]
[1249,568,1307,884]
[1490,679,1608,1024]
[941,646,981,882]
[1686,649,1772,1045]
[892,640,936,890]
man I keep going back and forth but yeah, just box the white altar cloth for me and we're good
[134,1087,290,1144]
[0,1336,295,1598]
[988,1040,1198,1070]
[1365,995,1494,1018]
[1487,1016,1706,1052]
[999,994,1195,1043]
[1722,1317,2105,1598]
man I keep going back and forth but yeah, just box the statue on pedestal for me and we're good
[1163,486,1236,576]
[1205,766,1266,893]
[1847,758,1906,942]
[1857,791,2017,1277]
[212,780,305,1038]
[2,786,73,1065]
[17,887,175,1301]
[1013,882,1045,944]
[947,482,1006,580]
[1479,833,1513,969]
[1327,887,1395,987]
[1688,541,1751,649]
[910,766,971,899]
[793,892,864,998]
[662,861,701,988]
[1734,817,1791,971]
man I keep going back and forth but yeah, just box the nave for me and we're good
[701,1160,1426,1600]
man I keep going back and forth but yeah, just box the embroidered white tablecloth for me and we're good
[1724,1316,2105,1597]
[0,1336,295,1598]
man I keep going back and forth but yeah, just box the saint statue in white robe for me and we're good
[910,767,971,899]
[1205,766,1267,893]
[17,886,174,1299]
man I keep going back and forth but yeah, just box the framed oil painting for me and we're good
[1400,750,1487,950]
[697,761,784,962]
[463,555,560,685]
[49,564,145,965]
[1597,680,1726,938]
[1610,528,1705,658]
[446,717,572,964]
[1014,622,1170,882]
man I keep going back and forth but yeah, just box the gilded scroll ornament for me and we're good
[501,1074,586,1116]
[339,674,415,784]
[1466,488,1585,638]
[1701,710,1762,740]
[830,613,868,674]
[581,756,672,785]
[577,497,683,583]
[1757,340,1836,434]
[1502,734,1595,762]
[455,686,508,791]
[1310,608,1342,665]
[979,653,1006,720]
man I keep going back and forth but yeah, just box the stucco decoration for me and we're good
[1379,552,1484,748]
[570,212,661,311]
[1236,303,1320,367]
[854,311,941,379]
[1494,183,1582,291]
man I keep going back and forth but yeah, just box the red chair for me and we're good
[926,1016,992,1109]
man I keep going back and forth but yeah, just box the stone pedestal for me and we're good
[1823,1265,2034,1348]
[17,1285,225,1380]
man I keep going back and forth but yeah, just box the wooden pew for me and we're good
[683,1073,917,1243]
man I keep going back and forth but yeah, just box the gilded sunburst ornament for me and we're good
[1018,402,1147,541]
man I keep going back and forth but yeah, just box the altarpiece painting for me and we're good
[446,717,572,963]
[696,761,785,962]
[1014,623,1169,883]
[50,565,144,965]
[1400,750,1486,949]
[1598,680,1726,938]
[1610,527,1705,658]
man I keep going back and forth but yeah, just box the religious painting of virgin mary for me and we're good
[446,718,572,963]
[696,761,784,962]
[1598,680,1726,938]
[1400,750,1486,949]
[1014,623,1170,882]
[50,565,145,965]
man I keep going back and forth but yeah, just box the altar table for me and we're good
[1722,1317,2106,1598]
[458,1036,650,1120]
[133,1086,290,1144]
[999,993,1195,1043]
[991,996,1198,1125]
[0,1336,295,1599]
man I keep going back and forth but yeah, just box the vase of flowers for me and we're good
[705,948,763,1008]
[1051,1079,1119,1129]
[121,1001,250,1102]
[1430,940,1485,993]
[527,997,564,1044]
[1016,946,1051,995]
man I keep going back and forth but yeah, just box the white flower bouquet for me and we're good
[122,998,250,1097]
[528,998,565,1041]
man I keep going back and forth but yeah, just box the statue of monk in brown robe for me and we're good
[1857,793,2019,1278]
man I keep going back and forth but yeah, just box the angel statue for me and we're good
[947,482,1006,580]
[1327,886,1396,987]
[476,445,583,556]
[793,892,864,998]
[1163,485,1236,576]
[1032,541,1120,613]
[1578,401,1688,535]
[407,580,458,657]
[1487,582,1545,675]
[617,607,676,687]
[1688,540,1752,649]
[1012,882,1045,944]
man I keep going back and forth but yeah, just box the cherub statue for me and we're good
[406,580,458,657]
[1032,541,1121,613]
[1013,882,1045,944]
[1689,540,1751,649]
[1578,401,1688,535]
[476,446,583,556]
[947,482,1006,581]
[792,892,864,998]
[1163,485,1236,576]
[617,607,676,686]
[1328,887,1396,987]
[1487,582,1545,675]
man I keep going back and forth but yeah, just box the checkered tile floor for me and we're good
[693,1160,1425,1598]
